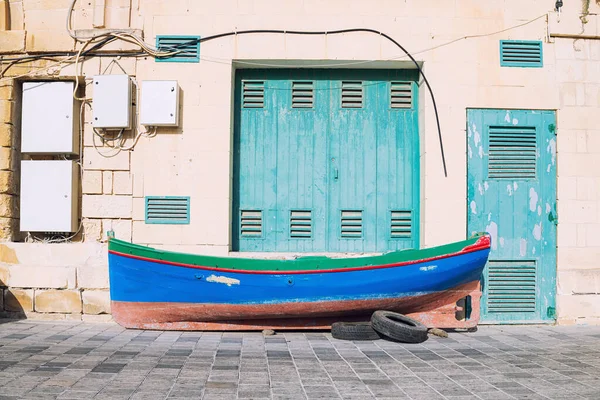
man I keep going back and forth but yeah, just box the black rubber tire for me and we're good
[370,311,428,344]
[331,321,382,341]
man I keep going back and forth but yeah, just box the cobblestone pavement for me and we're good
[1,321,600,399]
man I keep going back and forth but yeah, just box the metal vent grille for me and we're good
[341,210,363,238]
[240,210,262,237]
[390,82,413,109]
[292,81,314,108]
[500,40,543,68]
[488,126,537,179]
[390,210,412,238]
[155,36,200,63]
[145,196,190,224]
[341,81,363,108]
[487,261,536,313]
[242,81,265,108]
[290,210,312,238]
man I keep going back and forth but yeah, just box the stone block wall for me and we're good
[553,34,600,325]
[0,243,111,321]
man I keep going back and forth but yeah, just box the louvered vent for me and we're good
[292,82,314,108]
[488,126,537,179]
[341,81,363,108]
[390,210,412,238]
[500,40,543,68]
[145,196,190,224]
[155,36,200,63]
[390,82,413,109]
[290,210,312,238]
[341,210,363,238]
[487,261,536,313]
[242,81,264,108]
[240,210,262,237]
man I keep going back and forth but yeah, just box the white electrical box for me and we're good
[20,160,79,233]
[21,81,79,154]
[92,74,132,129]
[140,80,180,126]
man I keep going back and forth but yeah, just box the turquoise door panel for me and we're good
[274,74,328,252]
[328,78,378,252]
[467,109,557,323]
[233,69,419,252]
[379,86,419,252]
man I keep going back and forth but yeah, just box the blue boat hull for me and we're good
[109,247,489,306]
[107,235,491,329]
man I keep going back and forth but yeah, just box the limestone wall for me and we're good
[0,242,110,321]
[0,79,18,241]
[549,15,600,325]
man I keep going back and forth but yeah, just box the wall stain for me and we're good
[0,245,19,264]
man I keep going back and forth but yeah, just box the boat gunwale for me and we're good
[108,234,491,275]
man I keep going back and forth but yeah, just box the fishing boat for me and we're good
[107,233,491,331]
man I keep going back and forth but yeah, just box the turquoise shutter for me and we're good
[234,69,419,252]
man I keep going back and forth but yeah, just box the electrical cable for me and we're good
[66,0,78,40]
[0,36,128,81]
[67,1,180,58]
[117,126,157,151]
[0,57,77,81]
[221,14,548,69]
[197,28,448,176]
[188,17,544,174]
[93,127,124,142]
[1,12,547,79]
[150,29,446,175]
[0,52,146,61]
[3,11,551,174]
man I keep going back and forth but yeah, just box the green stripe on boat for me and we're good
[108,233,486,272]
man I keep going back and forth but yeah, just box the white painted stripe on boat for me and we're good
[206,275,241,286]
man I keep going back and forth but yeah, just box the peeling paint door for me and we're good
[467,109,557,323]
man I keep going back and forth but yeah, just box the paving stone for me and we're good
[56,391,100,400]
[90,363,126,373]
[237,390,272,398]
[4,333,30,339]
[2,322,600,399]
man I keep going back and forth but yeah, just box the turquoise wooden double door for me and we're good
[233,69,419,252]
[467,109,557,323]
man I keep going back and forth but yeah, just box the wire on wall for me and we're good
[204,29,448,177]
[1,12,548,74]
[0,9,552,179]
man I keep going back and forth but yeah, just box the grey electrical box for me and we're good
[20,160,79,233]
[140,80,180,127]
[92,74,132,129]
[21,81,80,154]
